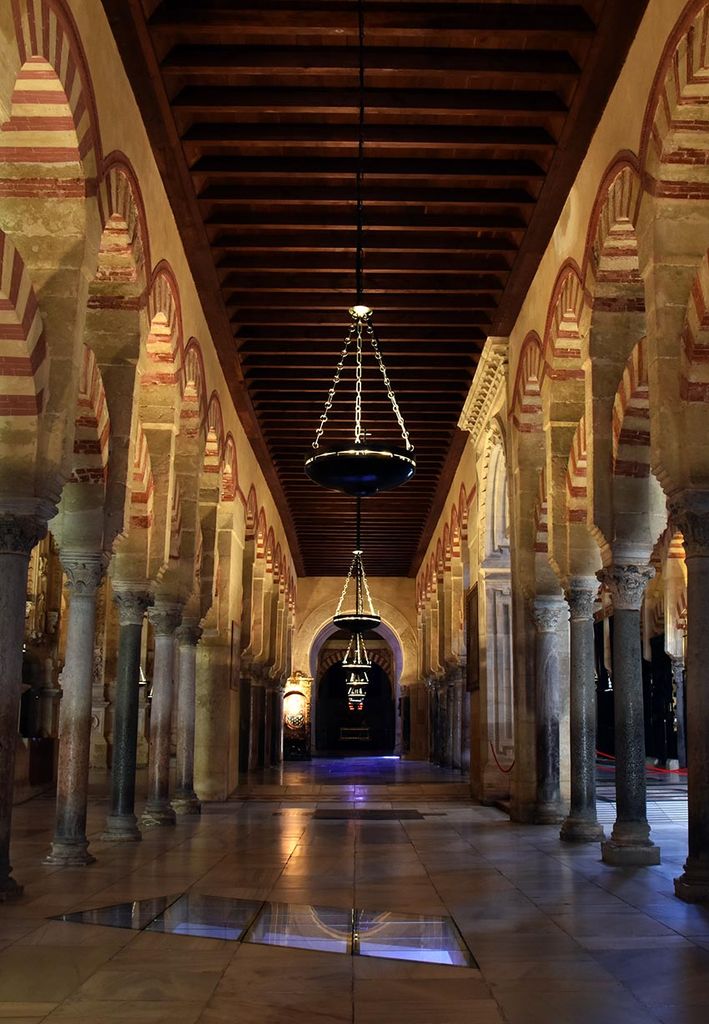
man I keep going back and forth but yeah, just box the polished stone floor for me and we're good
[1,760,708,1024]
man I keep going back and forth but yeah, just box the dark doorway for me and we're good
[315,660,395,755]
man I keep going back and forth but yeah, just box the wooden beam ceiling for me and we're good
[102,0,648,576]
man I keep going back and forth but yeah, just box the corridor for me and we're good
[0,765,706,1024]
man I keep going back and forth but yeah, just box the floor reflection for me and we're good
[53,893,476,968]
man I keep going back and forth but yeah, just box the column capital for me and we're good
[669,490,709,558]
[0,511,48,555]
[60,551,105,596]
[564,578,599,621]
[531,596,567,633]
[597,564,654,611]
[176,622,202,647]
[148,602,183,637]
[113,588,153,626]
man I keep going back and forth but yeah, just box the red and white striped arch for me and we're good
[613,340,650,479]
[129,420,153,530]
[0,229,46,420]
[511,332,544,433]
[7,0,100,180]
[146,262,183,386]
[70,344,109,485]
[682,250,709,402]
[566,415,589,524]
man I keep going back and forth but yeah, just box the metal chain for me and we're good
[334,550,358,616]
[360,558,376,614]
[354,319,364,444]
[312,325,355,449]
[366,322,413,451]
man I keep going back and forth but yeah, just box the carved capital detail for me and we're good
[565,579,598,622]
[176,623,203,647]
[531,597,567,633]
[114,589,153,626]
[669,490,709,559]
[61,552,105,596]
[0,513,47,556]
[598,564,654,612]
[149,602,183,637]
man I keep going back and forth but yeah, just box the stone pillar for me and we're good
[141,603,181,828]
[45,553,105,865]
[598,564,659,866]
[531,596,566,824]
[249,678,263,770]
[263,685,273,769]
[0,511,48,901]
[671,493,709,901]
[560,581,605,843]
[670,656,687,770]
[461,682,471,772]
[102,589,152,842]
[172,623,202,815]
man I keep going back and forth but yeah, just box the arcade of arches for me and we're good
[3,2,709,1022]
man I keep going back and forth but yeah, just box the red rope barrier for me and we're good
[489,741,515,774]
[596,749,687,776]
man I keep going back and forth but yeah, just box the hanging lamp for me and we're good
[332,497,381,634]
[304,0,415,497]
[343,634,370,712]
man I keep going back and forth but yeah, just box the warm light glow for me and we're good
[350,304,372,319]
[283,691,307,730]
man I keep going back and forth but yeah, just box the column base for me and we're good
[44,838,96,866]
[560,816,605,843]
[533,802,565,825]
[100,814,142,842]
[602,838,660,866]
[171,793,201,816]
[674,861,709,903]
[141,803,177,828]
[0,875,23,902]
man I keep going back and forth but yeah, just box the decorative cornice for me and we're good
[149,602,183,637]
[61,551,106,596]
[457,336,508,448]
[531,596,567,632]
[114,588,153,626]
[0,512,48,556]
[598,564,654,611]
[669,490,709,559]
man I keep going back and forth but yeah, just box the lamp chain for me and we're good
[366,322,413,451]
[355,0,366,303]
[312,324,356,449]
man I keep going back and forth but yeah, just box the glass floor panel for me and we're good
[146,893,264,941]
[244,901,353,954]
[355,908,473,967]
[52,894,476,967]
[55,893,182,931]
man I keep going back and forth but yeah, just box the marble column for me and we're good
[598,564,659,866]
[531,596,566,824]
[172,623,202,815]
[560,581,605,843]
[670,657,687,770]
[45,552,105,865]
[102,588,152,841]
[142,603,182,827]
[671,492,709,900]
[0,510,48,901]
[249,678,263,770]
[263,685,273,769]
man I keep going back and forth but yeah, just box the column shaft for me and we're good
[532,598,566,824]
[672,492,709,901]
[142,603,181,827]
[599,565,659,866]
[102,589,151,841]
[172,625,202,815]
[0,512,46,900]
[561,584,604,843]
[46,554,104,865]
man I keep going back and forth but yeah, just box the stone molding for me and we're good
[60,552,105,596]
[531,596,567,633]
[598,565,654,611]
[113,589,153,627]
[669,490,709,558]
[457,337,508,448]
[148,602,183,637]
[0,512,48,555]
